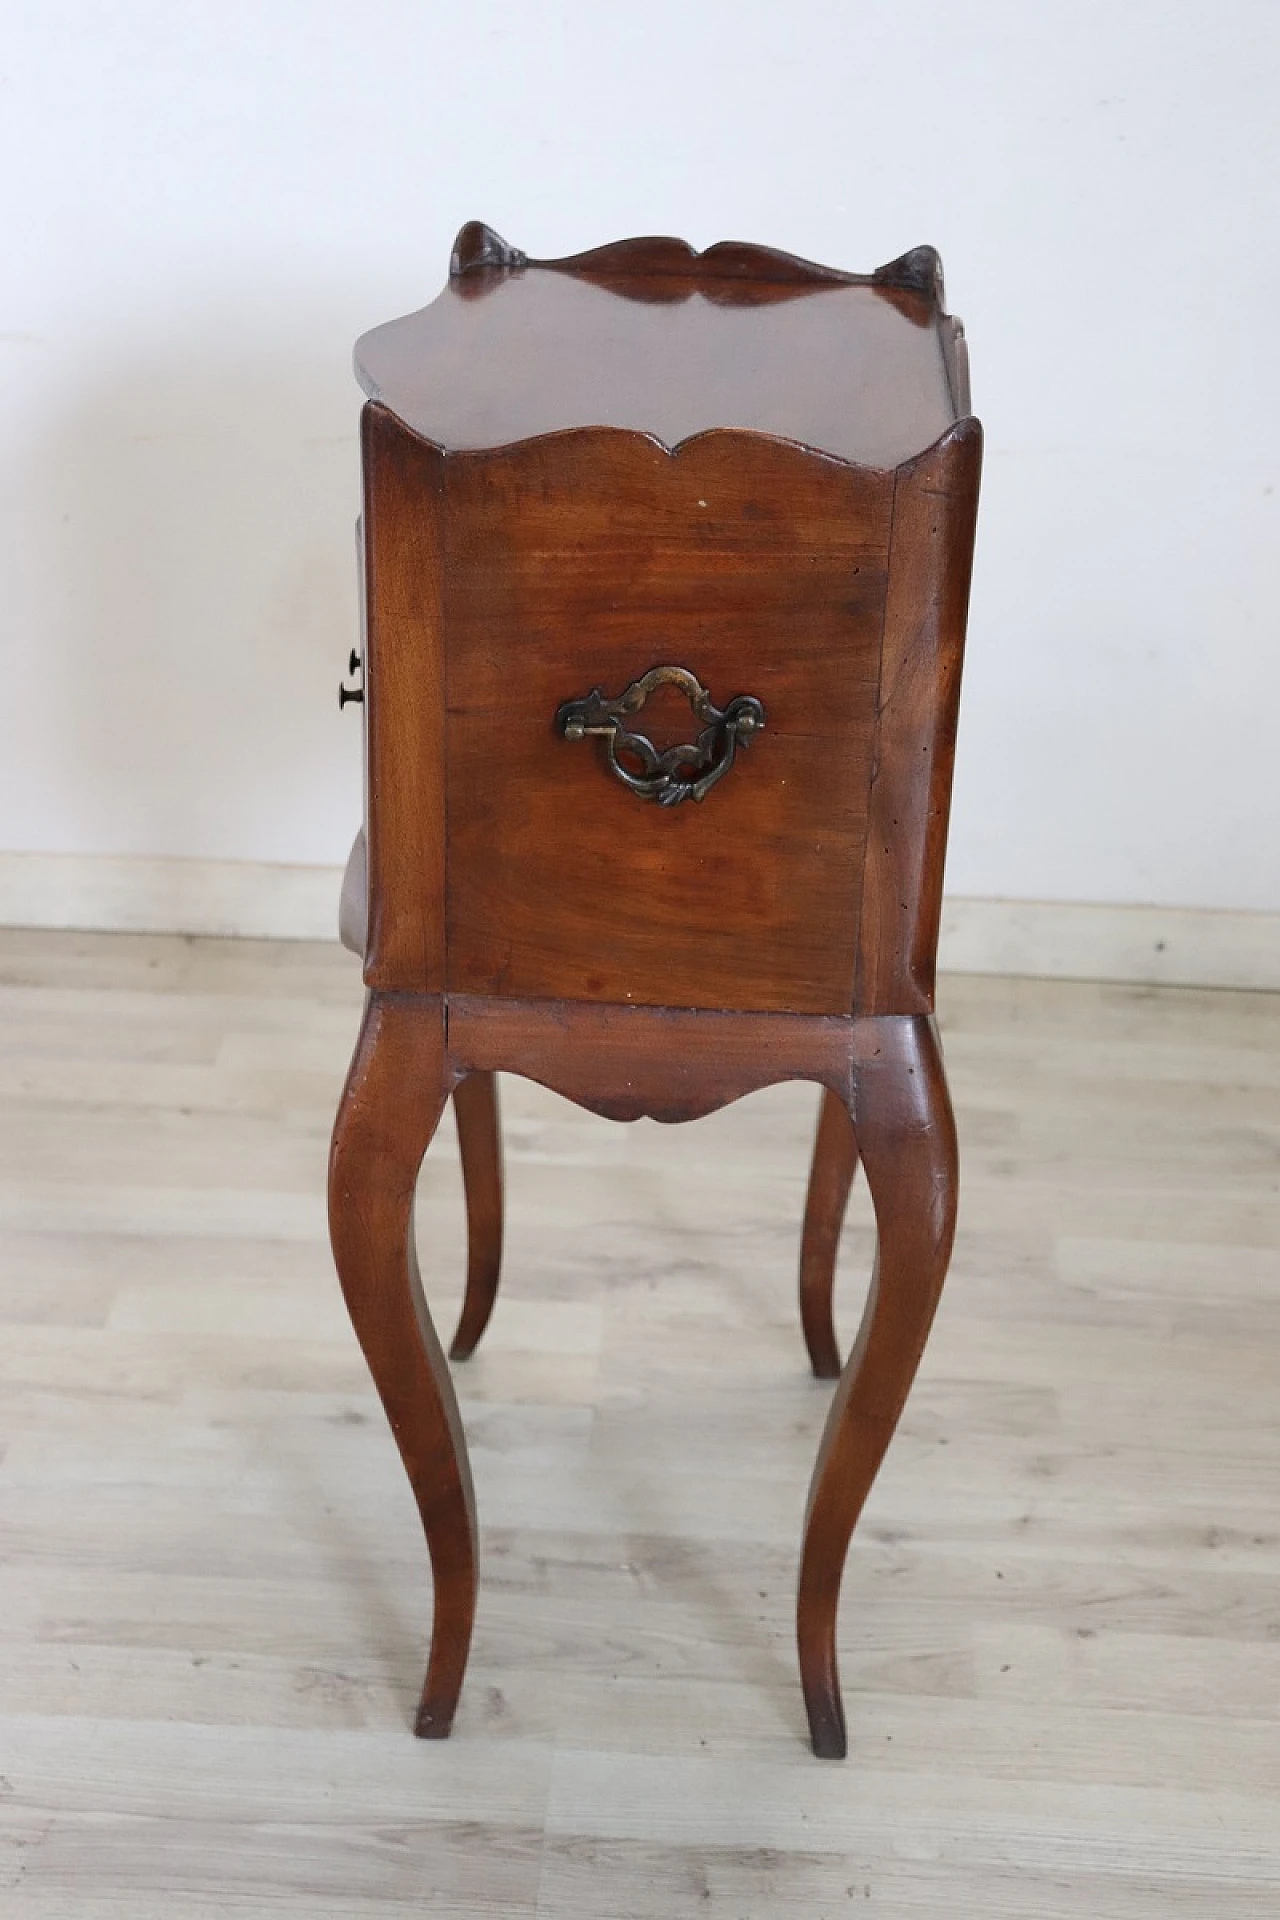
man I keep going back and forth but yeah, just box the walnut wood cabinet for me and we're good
[331,221,982,1757]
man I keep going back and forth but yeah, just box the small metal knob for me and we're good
[338,650,364,709]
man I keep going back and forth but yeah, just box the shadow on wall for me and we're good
[11,298,367,866]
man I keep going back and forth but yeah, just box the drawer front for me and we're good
[443,432,893,1015]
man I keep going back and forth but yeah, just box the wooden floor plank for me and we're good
[0,930,1276,1916]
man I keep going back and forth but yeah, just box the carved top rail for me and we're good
[355,221,969,465]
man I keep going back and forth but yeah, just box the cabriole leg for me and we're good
[448,1071,505,1361]
[797,1017,958,1758]
[798,1088,860,1379]
[328,993,478,1738]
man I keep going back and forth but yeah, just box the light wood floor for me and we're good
[0,928,1277,1918]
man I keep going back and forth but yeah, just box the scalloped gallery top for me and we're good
[354,221,969,470]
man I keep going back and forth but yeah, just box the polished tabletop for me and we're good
[355,226,964,469]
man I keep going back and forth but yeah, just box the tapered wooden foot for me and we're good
[798,1088,860,1379]
[797,1016,957,1758]
[448,1071,505,1361]
[328,993,478,1739]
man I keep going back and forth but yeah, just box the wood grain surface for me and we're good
[333,989,951,1751]
[355,228,958,466]
[439,430,890,1015]
[358,404,982,1018]
[359,405,446,996]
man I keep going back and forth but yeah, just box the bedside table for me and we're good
[330,220,982,1758]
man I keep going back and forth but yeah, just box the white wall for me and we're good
[2,0,1277,911]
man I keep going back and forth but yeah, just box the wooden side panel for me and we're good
[361,404,446,992]
[855,419,983,1014]
[442,431,893,1016]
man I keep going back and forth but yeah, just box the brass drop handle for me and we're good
[338,650,364,709]
[557,665,765,807]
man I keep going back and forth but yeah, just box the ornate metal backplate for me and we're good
[556,665,765,807]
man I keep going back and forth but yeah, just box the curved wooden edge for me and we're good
[359,395,900,472]
[448,220,951,308]
[452,222,868,286]
[873,244,944,304]
[798,1088,860,1379]
[329,993,952,1750]
[448,1071,505,1361]
[797,1015,957,1757]
[854,415,984,1015]
[443,996,948,1121]
[539,236,866,292]
[360,391,972,478]
[334,833,509,1366]
[450,221,528,276]
[444,993,863,1121]
[328,993,478,1738]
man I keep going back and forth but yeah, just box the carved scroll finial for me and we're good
[450,221,528,278]
[872,245,945,306]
